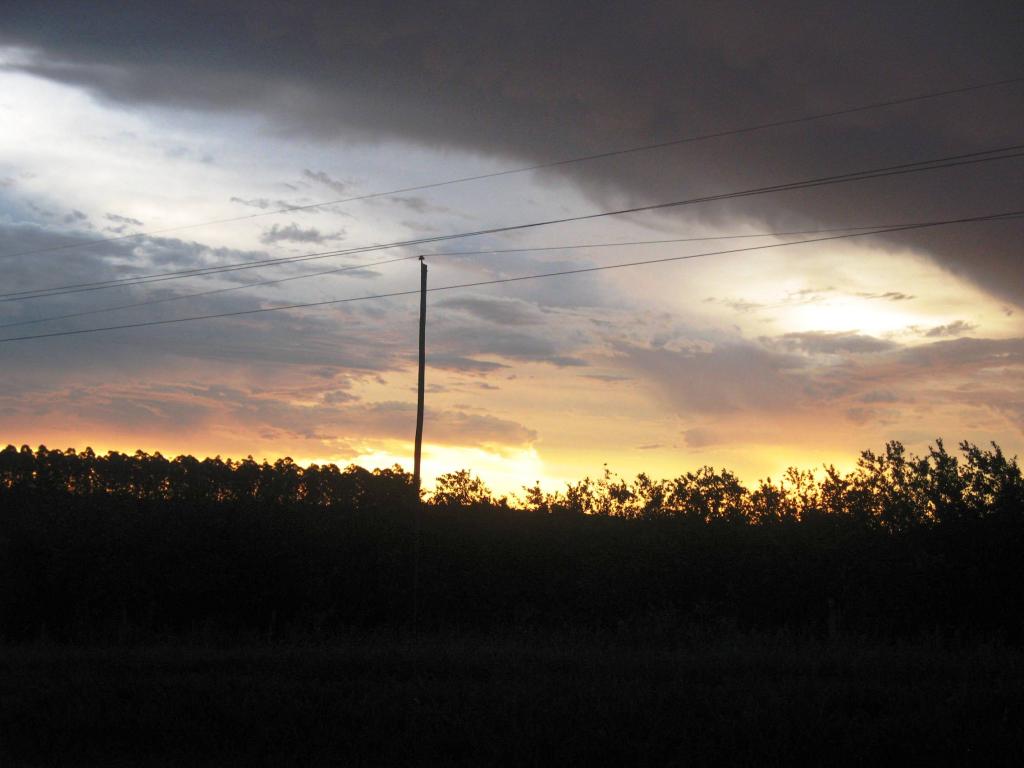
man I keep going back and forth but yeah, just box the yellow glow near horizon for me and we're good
[308,443,555,499]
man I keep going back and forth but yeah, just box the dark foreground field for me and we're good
[4,443,1023,763]
[2,631,1023,766]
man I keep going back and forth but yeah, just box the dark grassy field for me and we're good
[4,445,1023,763]
[2,631,1023,766]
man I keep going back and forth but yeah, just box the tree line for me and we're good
[1,440,1022,642]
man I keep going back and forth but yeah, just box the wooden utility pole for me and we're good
[413,256,427,493]
[412,256,427,629]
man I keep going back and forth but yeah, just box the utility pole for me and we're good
[412,256,427,629]
[413,255,427,493]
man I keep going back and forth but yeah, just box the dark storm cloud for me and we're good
[2,1,1022,303]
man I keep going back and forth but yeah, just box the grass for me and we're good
[2,630,1023,766]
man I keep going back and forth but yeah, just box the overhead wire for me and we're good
[4,141,1023,305]
[0,244,419,301]
[1,74,1021,262]
[1,209,1020,344]
[6,214,1023,330]
[427,223,945,256]
[0,254,416,330]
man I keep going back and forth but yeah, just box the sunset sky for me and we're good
[1,2,1021,496]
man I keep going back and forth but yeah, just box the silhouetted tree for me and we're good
[1,439,1022,641]
[430,469,499,507]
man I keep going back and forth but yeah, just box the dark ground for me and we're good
[4,444,1023,764]
[2,630,1023,767]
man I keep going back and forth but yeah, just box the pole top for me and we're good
[418,254,425,262]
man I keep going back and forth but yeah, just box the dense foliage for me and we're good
[1,440,1022,642]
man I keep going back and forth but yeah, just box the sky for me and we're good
[0,1,1022,497]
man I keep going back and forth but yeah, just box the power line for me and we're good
[7,214,1022,330]
[4,142,1023,304]
[428,223,922,256]
[2,75,1021,262]
[0,243,417,301]
[0,255,417,330]
[2,209,1019,344]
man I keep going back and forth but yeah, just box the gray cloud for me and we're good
[429,294,594,368]
[243,399,537,448]
[0,376,537,452]
[2,2,1021,305]
[857,291,916,302]
[387,195,450,215]
[616,333,1024,426]
[617,340,808,414]
[429,355,510,374]
[773,331,897,355]
[105,212,144,226]
[230,196,297,210]
[437,295,544,325]
[26,202,54,218]
[0,217,410,378]
[438,322,589,367]
[302,169,349,195]
[893,336,1024,371]
[398,219,439,234]
[924,320,977,337]
[230,196,271,209]
[321,388,358,405]
[717,298,767,314]
[259,222,345,244]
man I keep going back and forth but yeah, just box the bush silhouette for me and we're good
[1,439,1021,642]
